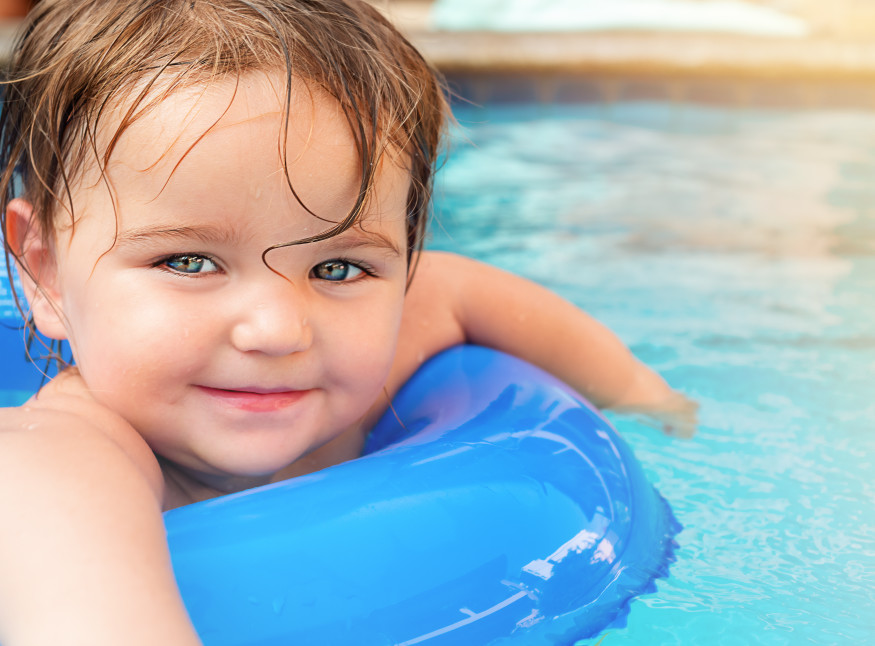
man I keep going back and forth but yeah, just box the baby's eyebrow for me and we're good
[318,229,403,257]
[115,224,244,248]
[113,223,403,256]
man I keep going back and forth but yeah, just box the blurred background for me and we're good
[360,0,875,110]
[375,0,875,39]
[356,3,875,645]
[1,1,873,644]
[5,1,875,97]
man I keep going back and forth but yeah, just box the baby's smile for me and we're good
[195,386,314,413]
[40,71,411,492]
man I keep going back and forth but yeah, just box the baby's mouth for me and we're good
[196,385,312,412]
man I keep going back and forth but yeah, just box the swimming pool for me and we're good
[0,100,872,644]
[430,100,875,644]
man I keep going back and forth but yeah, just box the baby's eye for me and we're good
[161,255,219,275]
[311,260,366,282]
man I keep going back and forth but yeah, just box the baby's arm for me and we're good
[0,372,201,645]
[401,251,697,436]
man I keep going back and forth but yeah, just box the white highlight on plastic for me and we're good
[411,445,473,466]
[396,590,529,645]
[593,537,617,564]
[523,528,606,580]
[515,607,545,629]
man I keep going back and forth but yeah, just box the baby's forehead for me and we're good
[64,69,411,238]
[97,71,343,170]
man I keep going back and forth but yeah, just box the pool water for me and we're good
[0,101,872,645]
[430,101,875,644]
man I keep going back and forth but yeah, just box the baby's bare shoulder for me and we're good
[0,386,194,645]
[0,372,163,500]
[391,252,468,387]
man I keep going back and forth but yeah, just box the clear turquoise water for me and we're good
[430,101,875,644]
[1,101,872,644]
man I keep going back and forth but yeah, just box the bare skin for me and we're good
[0,250,698,645]
[0,72,696,644]
[275,251,698,487]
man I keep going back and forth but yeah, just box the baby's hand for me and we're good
[614,390,700,439]
[606,363,699,439]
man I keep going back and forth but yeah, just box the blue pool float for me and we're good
[164,345,681,645]
[1,275,680,644]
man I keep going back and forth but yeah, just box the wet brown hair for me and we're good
[0,0,449,363]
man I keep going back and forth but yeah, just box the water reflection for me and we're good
[431,100,875,645]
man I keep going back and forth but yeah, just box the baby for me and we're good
[0,0,696,643]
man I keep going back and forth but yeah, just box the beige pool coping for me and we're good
[372,0,875,82]
[4,2,875,82]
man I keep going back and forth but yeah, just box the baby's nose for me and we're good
[229,282,312,356]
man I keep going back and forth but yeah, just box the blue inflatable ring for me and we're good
[164,345,681,645]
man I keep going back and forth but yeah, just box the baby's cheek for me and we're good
[75,317,184,393]
[347,331,399,400]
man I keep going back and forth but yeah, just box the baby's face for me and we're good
[44,73,410,486]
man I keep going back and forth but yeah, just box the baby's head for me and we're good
[0,0,449,483]
[2,0,446,266]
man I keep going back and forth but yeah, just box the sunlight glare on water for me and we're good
[430,101,875,645]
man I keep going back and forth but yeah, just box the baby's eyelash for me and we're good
[337,258,377,276]
[153,253,221,277]
[312,258,378,282]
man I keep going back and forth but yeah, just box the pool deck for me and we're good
[371,0,875,84]
[412,31,875,81]
[4,2,875,87]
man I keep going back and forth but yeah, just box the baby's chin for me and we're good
[156,450,292,503]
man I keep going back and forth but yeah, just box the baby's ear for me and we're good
[5,198,68,340]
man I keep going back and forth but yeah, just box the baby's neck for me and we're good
[158,458,272,511]
[157,419,371,511]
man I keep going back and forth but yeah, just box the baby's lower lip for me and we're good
[197,386,311,412]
